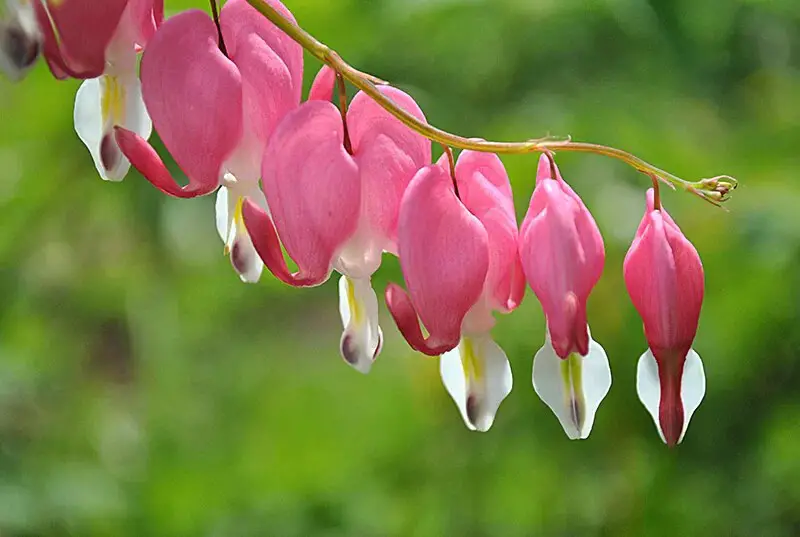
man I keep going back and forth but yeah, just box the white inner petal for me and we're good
[215,186,231,244]
[74,78,105,178]
[73,73,151,182]
[635,348,706,445]
[532,328,611,440]
[217,183,265,283]
[334,223,383,280]
[440,334,512,432]
[338,275,382,374]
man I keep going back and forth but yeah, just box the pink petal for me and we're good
[455,151,523,312]
[133,9,243,197]
[385,284,451,356]
[223,15,297,147]
[624,189,704,446]
[219,0,303,103]
[623,189,704,355]
[519,155,604,358]
[260,101,360,285]
[125,0,161,46]
[115,128,208,198]
[38,0,129,78]
[455,151,515,218]
[387,165,489,356]
[241,199,325,286]
[308,65,336,102]
[153,0,164,26]
[348,86,431,253]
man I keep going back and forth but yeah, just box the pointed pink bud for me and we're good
[624,189,704,446]
[385,165,489,355]
[519,155,605,358]
[252,101,361,286]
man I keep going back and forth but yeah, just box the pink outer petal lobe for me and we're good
[347,86,431,253]
[519,155,604,358]
[387,164,489,355]
[260,101,361,285]
[135,9,243,197]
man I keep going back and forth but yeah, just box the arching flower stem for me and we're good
[246,0,738,205]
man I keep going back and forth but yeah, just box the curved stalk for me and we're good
[246,0,737,205]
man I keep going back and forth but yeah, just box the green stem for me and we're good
[246,0,737,204]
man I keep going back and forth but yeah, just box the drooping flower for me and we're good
[242,69,431,373]
[0,0,42,81]
[32,0,161,181]
[518,154,611,440]
[624,188,705,447]
[116,0,303,282]
[386,151,525,431]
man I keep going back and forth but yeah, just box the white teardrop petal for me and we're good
[440,334,512,432]
[215,186,232,244]
[338,275,382,374]
[440,346,469,428]
[679,348,705,443]
[636,348,665,443]
[74,78,106,179]
[229,226,263,283]
[636,348,705,445]
[226,186,266,284]
[577,338,612,438]
[121,74,152,147]
[74,73,152,182]
[104,75,150,180]
[532,330,612,440]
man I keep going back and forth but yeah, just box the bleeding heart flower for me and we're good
[518,154,610,440]
[242,69,431,373]
[386,151,525,431]
[624,188,705,447]
[116,0,303,283]
[30,0,161,181]
[0,0,42,81]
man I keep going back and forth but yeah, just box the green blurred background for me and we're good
[0,0,799,535]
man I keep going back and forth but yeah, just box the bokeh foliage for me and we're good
[0,0,798,535]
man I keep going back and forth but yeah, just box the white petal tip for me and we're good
[636,348,706,446]
[532,333,612,440]
[337,276,382,373]
[74,75,150,183]
[440,335,512,433]
[340,328,382,375]
[229,235,263,283]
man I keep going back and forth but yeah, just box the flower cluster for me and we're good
[2,0,721,445]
